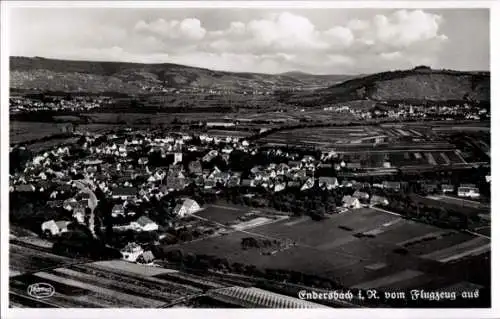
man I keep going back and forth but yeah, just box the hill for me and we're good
[9,56,355,95]
[283,66,490,106]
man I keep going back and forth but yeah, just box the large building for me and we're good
[173,198,201,217]
[457,187,480,198]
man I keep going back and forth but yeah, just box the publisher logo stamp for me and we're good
[27,283,55,299]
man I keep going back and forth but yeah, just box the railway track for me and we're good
[10,241,98,278]
[9,291,61,308]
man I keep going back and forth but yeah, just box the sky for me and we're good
[9,8,490,75]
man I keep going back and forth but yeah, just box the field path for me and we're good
[209,204,243,211]
[369,206,403,217]
[465,229,490,239]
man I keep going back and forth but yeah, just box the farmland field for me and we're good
[331,149,465,169]
[24,137,80,152]
[446,151,467,164]
[164,208,490,291]
[410,194,489,216]
[426,195,490,209]
[195,203,253,224]
[9,243,74,276]
[404,232,475,256]
[10,260,205,308]
[86,112,230,125]
[375,221,449,245]
[207,130,254,138]
[10,121,118,145]
[90,260,179,277]
[433,152,448,165]
[10,121,66,143]
[419,237,490,263]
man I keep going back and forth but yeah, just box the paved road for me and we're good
[369,206,403,217]
[72,180,99,239]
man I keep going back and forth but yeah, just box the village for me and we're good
[9,121,490,268]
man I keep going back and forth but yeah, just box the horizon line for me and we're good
[9,55,490,75]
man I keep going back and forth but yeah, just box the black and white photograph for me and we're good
[0,1,496,317]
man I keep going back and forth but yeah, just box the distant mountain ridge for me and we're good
[9,56,355,94]
[284,66,490,106]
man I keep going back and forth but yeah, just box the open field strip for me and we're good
[382,218,403,228]
[396,230,455,247]
[90,260,178,276]
[209,204,243,211]
[9,244,76,275]
[426,153,437,165]
[440,152,451,165]
[51,267,180,302]
[10,277,107,308]
[438,244,491,263]
[70,292,127,308]
[67,273,203,302]
[315,236,358,251]
[382,274,436,291]
[419,237,490,261]
[34,271,166,307]
[44,293,106,308]
[284,216,310,227]
[409,129,423,137]
[364,262,387,271]
[384,129,396,137]
[233,217,274,230]
[361,218,404,237]
[14,236,53,249]
[362,229,389,237]
[9,290,61,308]
[73,263,204,293]
[71,263,190,289]
[15,289,104,308]
[440,195,490,208]
[156,271,228,290]
[454,150,468,163]
[352,269,424,289]
[442,281,485,292]
[328,148,456,154]
[10,244,70,263]
[336,210,402,234]
[427,196,441,200]
[398,129,411,136]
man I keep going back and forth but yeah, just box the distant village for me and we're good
[10,94,490,124]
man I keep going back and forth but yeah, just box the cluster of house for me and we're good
[457,184,481,198]
[419,182,481,198]
[41,197,206,265]
[355,103,489,121]
[11,124,489,266]
[120,242,156,264]
[341,191,389,209]
[9,96,112,113]
[137,84,277,96]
